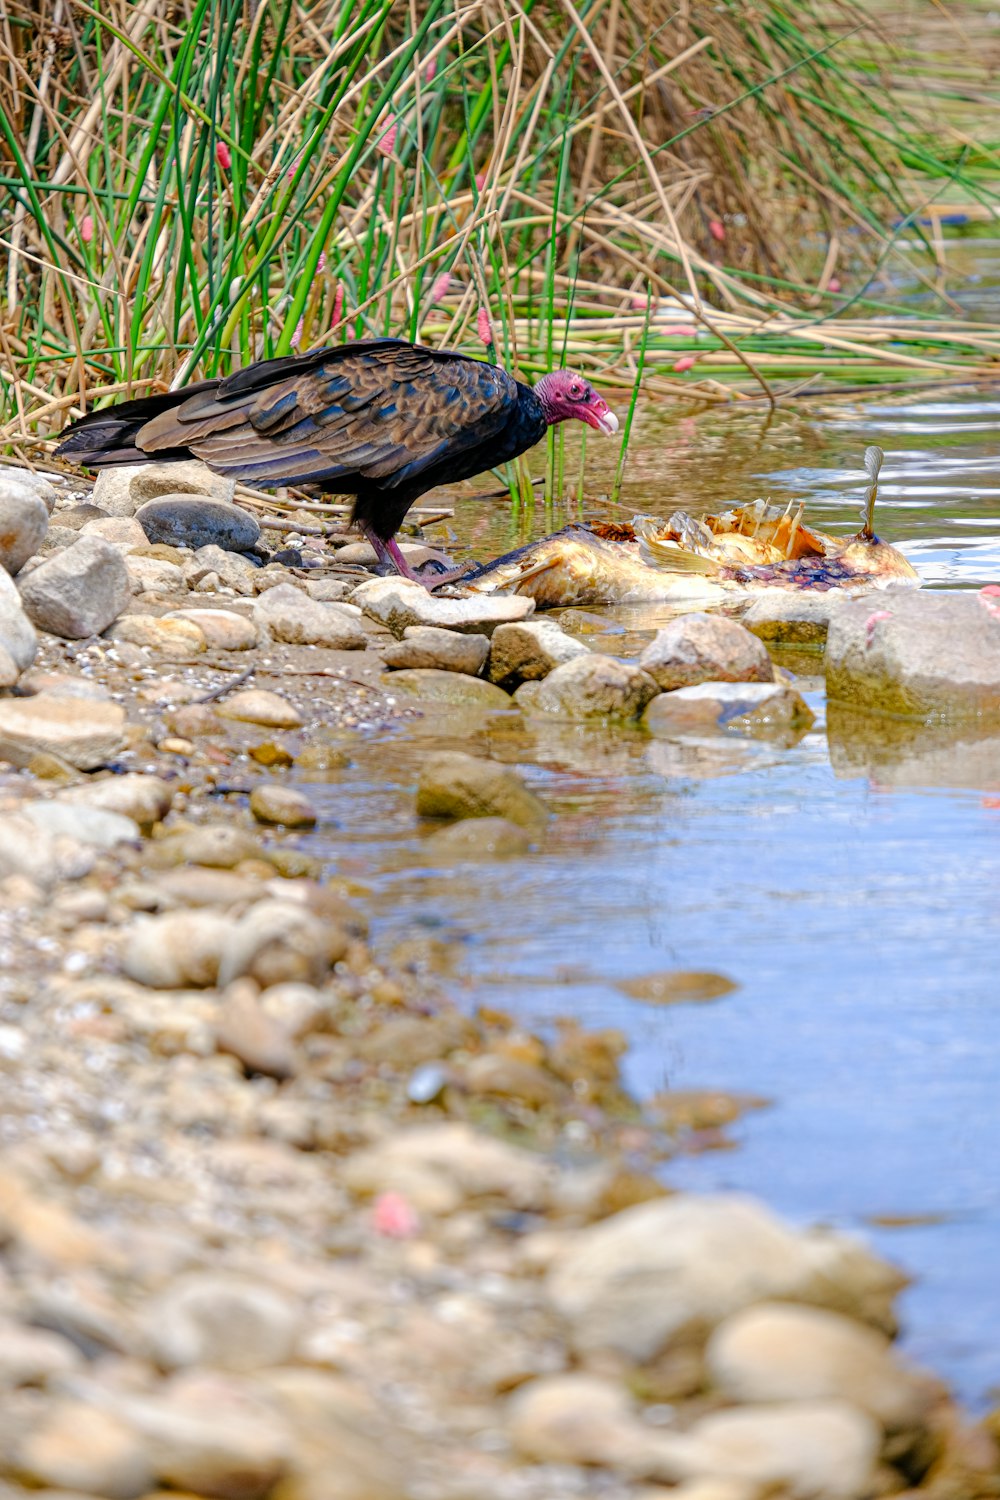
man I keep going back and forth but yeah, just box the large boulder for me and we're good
[17,534,130,638]
[546,1194,905,1361]
[825,589,1000,720]
[638,612,773,691]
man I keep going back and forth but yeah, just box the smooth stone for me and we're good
[546,1194,905,1361]
[352,575,535,637]
[259,1366,408,1500]
[707,1302,935,1430]
[120,910,232,988]
[618,970,738,1004]
[185,544,259,595]
[675,1401,881,1500]
[416,750,548,830]
[384,668,511,710]
[257,981,330,1040]
[515,654,660,722]
[383,625,489,675]
[252,584,366,648]
[58,773,174,828]
[424,815,532,859]
[216,899,350,987]
[217,690,303,729]
[825,589,1000,721]
[135,495,260,553]
[0,489,50,574]
[343,1122,552,1215]
[0,814,94,888]
[249,784,318,828]
[0,641,21,686]
[80,515,148,550]
[0,695,126,769]
[8,1398,153,1498]
[114,614,206,657]
[147,1274,302,1371]
[21,800,138,850]
[93,459,235,516]
[487,618,589,688]
[741,590,846,647]
[304,577,354,602]
[0,1317,82,1384]
[153,825,263,869]
[638,612,773,691]
[216,983,298,1079]
[18,668,110,700]
[59,500,111,528]
[18,534,131,638]
[507,1373,673,1473]
[0,463,58,512]
[126,554,188,594]
[643,681,814,738]
[167,608,258,651]
[152,868,261,908]
[0,567,37,670]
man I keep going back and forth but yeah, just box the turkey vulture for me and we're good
[56,339,619,583]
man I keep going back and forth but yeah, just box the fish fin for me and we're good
[639,537,723,574]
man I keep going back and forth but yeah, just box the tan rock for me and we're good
[216,982,298,1079]
[9,1399,152,1497]
[0,694,126,770]
[515,654,660,721]
[217,690,303,729]
[638,613,773,692]
[115,614,207,658]
[249,784,318,828]
[415,750,548,830]
[168,608,258,650]
[148,1275,303,1372]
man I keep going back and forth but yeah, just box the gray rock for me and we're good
[0,463,58,512]
[126,553,188,594]
[0,489,50,574]
[742,590,846,647]
[0,568,37,671]
[57,500,110,528]
[0,642,20,687]
[644,680,814,738]
[18,534,131,638]
[21,800,139,850]
[253,583,366,648]
[383,667,511,711]
[58,773,174,828]
[0,1317,82,1384]
[93,459,235,517]
[638,612,773,691]
[425,816,533,860]
[0,813,95,887]
[185,543,259,595]
[546,1194,905,1361]
[305,577,354,602]
[0,694,126,769]
[416,750,548,830]
[217,899,350,988]
[352,575,535,637]
[707,1302,935,1431]
[148,1273,302,1371]
[383,624,489,675]
[825,589,1000,720]
[135,495,260,553]
[488,618,589,688]
[343,1122,552,1214]
[515,654,660,722]
[80,515,148,551]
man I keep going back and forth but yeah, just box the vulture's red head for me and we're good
[535,370,619,435]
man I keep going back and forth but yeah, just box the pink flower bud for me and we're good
[376,119,397,157]
[80,215,94,244]
[474,172,486,192]
[708,219,725,242]
[331,282,344,332]
[430,271,451,304]
[316,251,326,274]
[476,306,493,345]
[827,277,842,293]
[372,1191,419,1239]
[424,57,437,82]
[215,142,231,171]
[291,316,304,350]
[673,354,696,373]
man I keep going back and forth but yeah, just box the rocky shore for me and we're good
[0,460,997,1500]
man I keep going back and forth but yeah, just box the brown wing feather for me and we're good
[135,340,518,489]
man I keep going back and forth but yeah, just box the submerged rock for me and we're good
[383,624,489,675]
[18,534,131,638]
[515,654,659,722]
[386,667,511,710]
[416,750,548,830]
[424,815,532,859]
[136,495,261,553]
[638,612,773,691]
[742,589,846,647]
[488,618,589,688]
[644,680,814,738]
[826,590,1000,720]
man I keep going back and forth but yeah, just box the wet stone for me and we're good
[18,534,131,638]
[385,668,511,710]
[424,815,532,860]
[249,784,318,828]
[741,590,846,647]
[383,624,489,675]
[644,680,814,738]
[488,618,590,689]
[0,488,50,574]
[217,689,303,729]
[135,495,261,553]
[416,750,548,830]
[638,612,773,692]
[516,654,660,722]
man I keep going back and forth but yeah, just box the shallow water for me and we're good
[311,379,1000,1408]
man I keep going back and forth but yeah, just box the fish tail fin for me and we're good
[632,513,723,575]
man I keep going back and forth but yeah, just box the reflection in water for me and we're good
[311,379,1000,1408]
